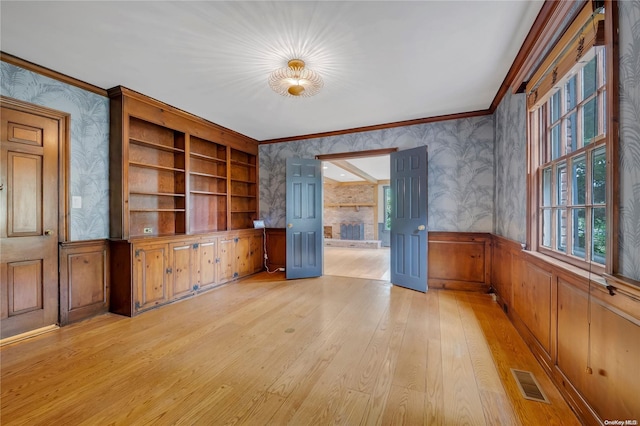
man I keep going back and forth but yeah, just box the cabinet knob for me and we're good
[287,223,293,228]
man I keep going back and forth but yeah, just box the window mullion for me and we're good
[585,148,593,263]
[551,162,557,251]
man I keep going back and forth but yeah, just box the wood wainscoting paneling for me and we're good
[490,234,640,425]
[268,230,492,291]
[265,228,286,271]
[428,232,492,292]
[59,240,109,325]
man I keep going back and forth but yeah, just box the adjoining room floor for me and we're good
[323,246,390,281]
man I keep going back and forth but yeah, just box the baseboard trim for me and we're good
[0,324,59,347]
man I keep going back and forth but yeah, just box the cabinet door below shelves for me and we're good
[237,235,252,278]
[250,233,264,274]
[169,241,198,299]
[218,237,237,283]
[198,238,217,290]
[133,243,169,312]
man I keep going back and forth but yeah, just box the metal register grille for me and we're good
[511,368,550,404]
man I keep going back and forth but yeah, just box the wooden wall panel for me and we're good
[556,278,589,393]
[587,292,640,420]
[514,261,552,355]
[490,234,640,426]
[265,228,286,271]
[59,240,109,325]
[428,232,491,292]
[491,236,521,310]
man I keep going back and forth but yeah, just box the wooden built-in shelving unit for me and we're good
[108,86,263,316]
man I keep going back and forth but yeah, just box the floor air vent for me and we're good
[511,369,550,404]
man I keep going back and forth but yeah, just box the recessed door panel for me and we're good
[8,122,43,146]
[8,152,42,236]
[7,260,43,315]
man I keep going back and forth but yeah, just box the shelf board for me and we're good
[190,190,227,196]
[230,159,256,168]
[325,203,375,207]
[190,152,226,163]
[130,191,185,197]
[130,137,185,153]
[130,209,186,212]
[230,178,256,184]
[191,171,226,179]
[230,194,257,198]
[231,210,257,214]
[129,161,185,173]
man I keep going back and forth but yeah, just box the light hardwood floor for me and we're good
[1,274,579,425]
[324,246,390,281]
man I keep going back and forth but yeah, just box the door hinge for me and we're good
[215,258,221,263]
[193,243,199,249]
[234,237,239,243]
[193,284,199,291]
[135,301,141,309]
[233,272,239,278]
[166,267,173,274]
[135,249,142,257]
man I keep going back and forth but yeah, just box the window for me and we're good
[530,46,607,269]
[383,186,391,230]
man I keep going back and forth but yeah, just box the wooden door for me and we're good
[250,232,264,274]
[217,237,236,283]
[236,235,252,278]
[132,243,169,312]
[285,158,323,279]
[198,238,217,290]
[169,241,197,299]
[1,104,60,338]
[390,146,428,293]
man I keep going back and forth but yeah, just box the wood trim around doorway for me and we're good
[315,148,398,161]
[0,96,71,242]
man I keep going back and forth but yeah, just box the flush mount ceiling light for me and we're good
[268,59,323,98]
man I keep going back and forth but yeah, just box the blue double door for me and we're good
[285,146,428,292]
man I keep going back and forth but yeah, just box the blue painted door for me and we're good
[390,146,428,292]
[286,158,323,279]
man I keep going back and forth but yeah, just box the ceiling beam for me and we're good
[330,160,377,183]
[323,176,338,184]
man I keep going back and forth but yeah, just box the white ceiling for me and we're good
[0,1,543,141]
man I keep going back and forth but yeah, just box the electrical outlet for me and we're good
[143,227,153,234]
[277,267,285,272]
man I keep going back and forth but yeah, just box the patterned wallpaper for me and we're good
[494,89,527,243]
[619,0,640,280]
[1,62,109,241]
[259,116,495,232]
